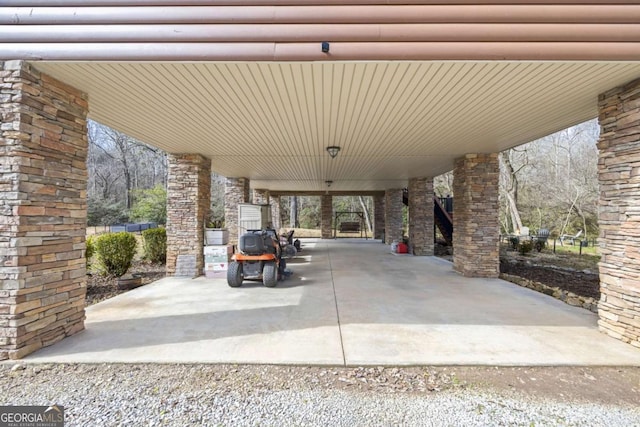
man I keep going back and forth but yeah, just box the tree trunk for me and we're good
[290,196,298,228]
[560,188,580,238]
[500,151,524,233]
[123,166,132,209]
[358,196,373,234]
[505,191,523,233]
[574,203,588,240]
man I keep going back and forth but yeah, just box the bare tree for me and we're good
[497,119,599,238]
[87,120,169,225]
[499,149,528,233]
[290,196,299,228]
[358,196,373,233]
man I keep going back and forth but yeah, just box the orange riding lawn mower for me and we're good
[227,229,295,288]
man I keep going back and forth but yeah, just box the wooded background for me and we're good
[87,119,599,239]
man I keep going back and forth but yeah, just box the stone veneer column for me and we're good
[408,177,434,256]
[1,60,88,360]
[384,189,404,244]
[252,189,269,205]
[321,195,333,239]
[224,177,250,245]
[166,154,211,276]
[452,153,500,278]
[373,194,385,240]
[270,195,282,232]
[597,77,640,348]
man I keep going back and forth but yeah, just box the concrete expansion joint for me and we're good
[326,241,347,367]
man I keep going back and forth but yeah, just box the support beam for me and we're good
[321,195,332,239]
[408,177,434,256]
[452,153,500,278]
[384,189,404,245]
[373,194,385,240]
[224,177,250,246]
[0,60,88,360]
[166,154,211,276]
[597,77,640,349]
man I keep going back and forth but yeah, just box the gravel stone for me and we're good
[1,364,638,426]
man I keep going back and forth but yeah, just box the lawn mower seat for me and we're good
[239,231,276,255]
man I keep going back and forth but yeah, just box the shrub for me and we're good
[518,240,534,256]
[142,227,167,264]
[86,235,96,267]
[94,232,138,277]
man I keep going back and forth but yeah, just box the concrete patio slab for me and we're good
[18,239,640,366]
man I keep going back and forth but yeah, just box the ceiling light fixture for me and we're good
[326,146,341,159]
[325,180,333,187]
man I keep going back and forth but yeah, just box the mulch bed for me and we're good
[434,241,601,300]
[86,261,166,306]
[500,259,600,300]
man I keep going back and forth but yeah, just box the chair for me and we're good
[535,228,550,241]
[534,228,550,252]
[560,229,583,246]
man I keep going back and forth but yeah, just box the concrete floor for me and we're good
[21,239,640,366]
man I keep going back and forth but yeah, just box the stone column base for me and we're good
[452,153,499,278]
[1,60,88,360]
[253,189,270,205]
[385,189,404,244]
[271,195,282,231]
[224,178,250,246]
[321,195,333,239]
[166,154,211,276]
[408,177,434,256]
[597,77,640,348]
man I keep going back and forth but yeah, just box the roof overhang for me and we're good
[5,1,640,191]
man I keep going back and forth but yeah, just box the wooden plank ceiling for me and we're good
[33,61,640,191]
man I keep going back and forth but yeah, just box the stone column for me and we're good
[252,189,269,205]
[408,177,434,256]
[0,60,88,360]
[224,177,250,246]
[166,154,211,276]
[597,77,640,348]
[385,189,404,244]
[270,195,282,232]
[452,153,500,278]
[373,194,385,240]
[321,195,333,239]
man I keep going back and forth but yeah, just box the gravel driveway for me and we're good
[2,364,639,426]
